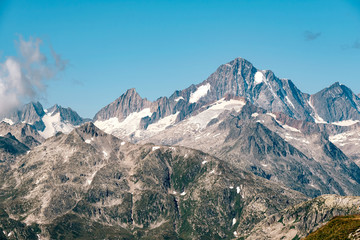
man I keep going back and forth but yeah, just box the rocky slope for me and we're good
[0,123,307,239]
[1,102,46,131]
[310,82,360,123]
[141,99,360,198]
[246,195,360,240]
[0,122,44,148]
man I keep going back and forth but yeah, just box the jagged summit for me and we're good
[310,81,360,122]
[46,104,85,125]
[93,87,152,121]
[76,122,103,137]
[92,57,360,141]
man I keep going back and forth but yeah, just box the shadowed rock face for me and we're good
[93,88,152,121]
[0,133,29,161]
[47,104,86,126]
[0,122,44,148]
[311,82,360,123]
[0,133,29,193]
[0,123,307,239]
[3,102,46,131]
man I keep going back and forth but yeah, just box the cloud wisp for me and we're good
[304,31,321,41]
[0,36,67,116]
[341,39,360,50]
[351,39,360,49]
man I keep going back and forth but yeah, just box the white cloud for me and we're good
[0,36,67,116]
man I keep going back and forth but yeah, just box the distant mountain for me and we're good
[93,57,360,141]
[94,88,152,121]
[1,102,88,138]
[2,102,46,130]
[310,82,360,123]
[141,99,360,198]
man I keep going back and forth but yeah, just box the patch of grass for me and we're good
[46,213,134,240]
[305,215,360,240]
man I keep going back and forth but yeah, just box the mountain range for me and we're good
[1,57,360,239]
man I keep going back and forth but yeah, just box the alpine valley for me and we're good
[1,57,360,240]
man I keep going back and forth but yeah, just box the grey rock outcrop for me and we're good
[310,82,360,122]
[0,123,307,239]
[246,195,360,240]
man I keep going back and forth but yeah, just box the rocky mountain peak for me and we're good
[76,122,103,138]
[4,132,16,140]
[310,82,360,122]
[46,104,85,125]
[93,87,152,121]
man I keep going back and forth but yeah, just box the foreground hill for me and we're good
[305,215,360,240]
[0,123,307,239]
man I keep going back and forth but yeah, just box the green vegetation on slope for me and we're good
[305,215,360,240]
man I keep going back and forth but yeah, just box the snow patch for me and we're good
[1,118,14,125]
[146,112,179,133]
[121,141,125,146]
[103,151,108,157]
[330,130,360,146]
[254,71,265,85]
[152,146,160,151]
[251,113,259,118]
[174,96,184,102]
[229,186,234,189]
[172,191,177,194]
[94,108,152,136]
[236,186,240,194]
[39,112,75,138]
[332,120,360,126]
[308,99,327,124]
[184,98,246,130]
[233,231,238,237]
[86,171,97,185]
[189,83,211,103]
[180,191,186,196]
[266,113,277,119]
[282,124,301,133]
[202,160,208,165]
[85,139,91,144]
[285,96,295,109]
[232,218,237,226]
[210,170,215,174]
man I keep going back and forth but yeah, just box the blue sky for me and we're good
[0,0,359,118]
